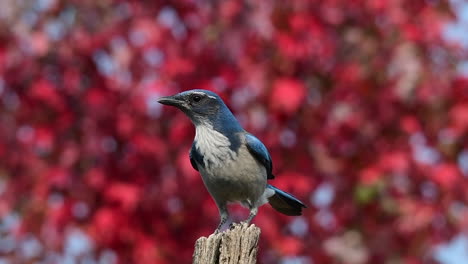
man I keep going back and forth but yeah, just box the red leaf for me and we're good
[46,167,70,188]
[359,166,382,185]
[379,151,409,173]
[271,78,306,114]
[450,103,468,134]
[400,115,421,133]
[105,183,141,211]
[91,208,120,244]
[430,163,460,190]
[277,236,303,255]
[30,79,64,110]
[85,168,107,190]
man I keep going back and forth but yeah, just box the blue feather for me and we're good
[267,185,306,207]
[190,143,204,170]
[245,134,274,179]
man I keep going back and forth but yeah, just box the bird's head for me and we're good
[158,89,236,127]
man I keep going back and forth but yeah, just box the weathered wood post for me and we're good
[192,223,261,264]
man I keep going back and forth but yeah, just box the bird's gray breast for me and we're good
[198,144,267,204]
[193,124,267,203]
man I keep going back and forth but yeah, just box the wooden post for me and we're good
[192,223,261,264]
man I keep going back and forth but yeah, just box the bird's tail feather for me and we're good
[267,184,306,216]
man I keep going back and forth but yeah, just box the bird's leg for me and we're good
[214,203,228,234]
[229,206,258,230]
[245,207,258,224]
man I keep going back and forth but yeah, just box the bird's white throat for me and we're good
[194,124,237,167]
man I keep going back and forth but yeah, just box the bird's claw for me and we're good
[229,222,236,230]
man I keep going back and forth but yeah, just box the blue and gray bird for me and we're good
[158,89,306,232]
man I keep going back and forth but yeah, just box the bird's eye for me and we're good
[192,95,202,102]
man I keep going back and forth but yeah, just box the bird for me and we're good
[158,89,306,233]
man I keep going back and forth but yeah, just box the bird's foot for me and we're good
[229,222,237,230]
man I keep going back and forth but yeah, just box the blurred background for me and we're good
[1,0,468,263]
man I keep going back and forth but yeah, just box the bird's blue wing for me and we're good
[189,143,204,171]
[245,133,274,179]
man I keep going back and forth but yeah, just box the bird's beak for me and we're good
[157,95,183,107]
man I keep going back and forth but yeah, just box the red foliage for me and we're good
[271,78,307,114]
[0,0,467,263]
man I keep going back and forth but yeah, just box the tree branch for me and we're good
[193,223,261,264]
